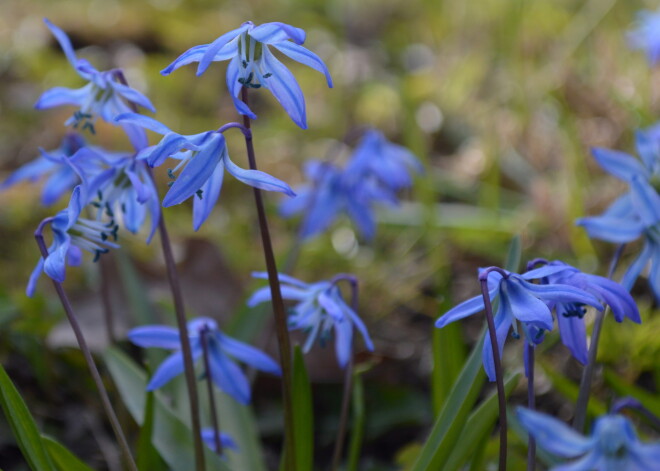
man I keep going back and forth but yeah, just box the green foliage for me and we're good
[41,437,93,471]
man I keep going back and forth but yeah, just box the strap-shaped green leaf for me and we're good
[0,363,56,471]
[41,436,94,471]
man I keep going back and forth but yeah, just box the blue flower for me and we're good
[28,184,119,297]
[200,429,238,454]
[522,261,640,364]
[128,317,281,404]
[628,10,660,65]
[36,19,155,137]
[344,129,423,192]
[0,133,99,205]
[247,273,374,368]
[517,408,660,470]
[576,129,660,299]
[161,21,333,129]
[116,112,295,230]
[436,268,602,381]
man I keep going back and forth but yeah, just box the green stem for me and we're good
[240,87,296,471]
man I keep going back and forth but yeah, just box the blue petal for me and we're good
[516,408,592,458]
[522,264,573,281]
[226,56,257,119]
[621,239,654,291]
[591,147,647,181]
[518,279,602,311]
[147,351,185,390]
[261,47,307,129]
[121,188,146,234]
[249,22,306,45]
[128,325,182,349]
[342,303,375,351]
[163,134,224,207]
[218,333,281,375]
[317,289,344,322]
[26,256,46,297]
[436,288,498,328]
[147,134,200,168]
[576,215,645,243]
[272,41,333,87]
[482,302,512,382]
[112,82,156,112]
[345,197,376,240]
[41,169,78,206]
[501,278,554,330]
[630,175,660,226]
[223,153,296,196]
[208,347,251,404]
[162,42,238,76]
[583,274,640,323]
[556,304,588,364]
[334,317,353,368]
[114,112,173,135]
[634,130,659,173]
[246,286,272,307]
[279,186,311,218]
[43,235,70,283]
[43,19,79,68]
[251,271,313,288]
[299,184,343,239]
[192,163,224,231]
[121,123,149,152]
[197,23,251,76]
[200,429,238,452]
[35,85,88,109]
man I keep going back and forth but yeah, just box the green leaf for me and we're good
[103,347,230,471]
[504,234,521,272]
[603,369,660,418]
[347,372,365,471]
[291,346,314,471]
[0,363,55,471]
[443,374,520,471]
[410,334,486,471]
[41,436,93,471]
[136,389,165,471]
[540,360,607,418]
[432,323,466,415]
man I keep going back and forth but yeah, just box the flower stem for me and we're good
[114,69,206,471]
[479,268,508,471]
[330,275,359,471]
[240,87,296,471]
[201,327,223,455]
[526,343,536,471]
[611,397,660,430]
[34,219,137,471]
[150,169,206,471]
[573,243,625,432]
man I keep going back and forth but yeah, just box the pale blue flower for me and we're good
[116,112,295,230]
[576,128,660,299]
[247,273,374,368]
[28,183,119,297]
[36,19,155,140]
[522,261,640,364]
[200,429,238,454]
[629,9,660,65]
[161,21,333,129]
[436,268,602,381]
[128,317,281,404]
[517,408,660,470]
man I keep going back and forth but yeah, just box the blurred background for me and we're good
[0,0,659,469]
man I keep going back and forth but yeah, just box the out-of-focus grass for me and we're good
[0,0,658,469]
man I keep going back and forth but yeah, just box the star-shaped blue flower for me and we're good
[576,128,660,299]
[36,19,155,139]
[517,408,660,470]
[28,183,119,297]
[161,21,333,129]
[436,268,603,381]
[116,113,295,230]
[628,9,660,65]
[128,317,281,404]
[522,260,640,364]
[247,273,374,368]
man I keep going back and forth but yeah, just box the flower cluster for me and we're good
[248,273,374,368]
[436,263,638,380]
[576,127,660,300]
[280,129,423,240]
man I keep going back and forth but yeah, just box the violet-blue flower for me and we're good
[522,260,640,364]
[0,133,99,205]
[576,129,660,299]
[517,408,660,470]
[36,19,155,137]
[628,9,660,65]
[128,317,281,404]
[116,112,295,230]
[200,429,238,454]
[247,273,374,368]
[27,184,119,297]
[161,21,333,129]
[436,268,603,381]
